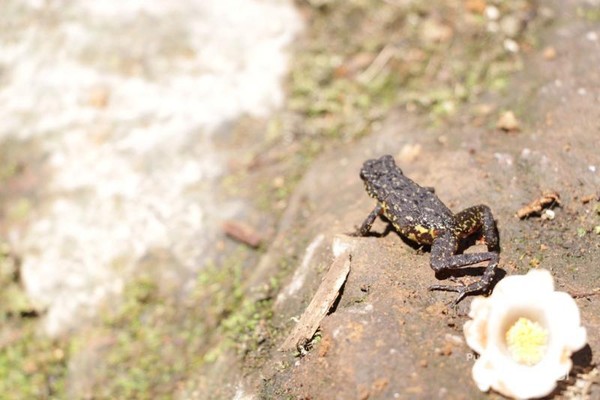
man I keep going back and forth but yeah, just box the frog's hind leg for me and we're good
[428,231,499,304]
[454,204,499,252]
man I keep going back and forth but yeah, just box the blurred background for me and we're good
[1,0,599,398]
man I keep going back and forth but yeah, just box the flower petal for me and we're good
[494,269,554,299]
[472,356,493,392]
[547,291,587,351]
[464,297,491,354]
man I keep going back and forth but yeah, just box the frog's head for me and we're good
[360,155,401,199]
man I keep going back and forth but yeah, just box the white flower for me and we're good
[464,269,587,399]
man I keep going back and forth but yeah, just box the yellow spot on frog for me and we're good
[415,224,437,239]
[415,225,429,234]
[505,317,549,365]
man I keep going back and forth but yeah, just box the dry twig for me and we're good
[279,251,351,351]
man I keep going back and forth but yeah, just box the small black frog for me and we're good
[355,155,499,304]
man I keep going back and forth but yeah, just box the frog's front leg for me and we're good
[428,231,499,304]
[354,203,383,236]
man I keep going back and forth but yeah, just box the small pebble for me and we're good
[485,5,500,20]
[520,148,531,159]
[496,111,520,132]
[398,143,422,163]
[273,176,285,188]
[494,152,514,167]
[543,46,557,60]
[541,209,555,220]
[503,38,520,53]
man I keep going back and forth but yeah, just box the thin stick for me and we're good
[279,251,351,351]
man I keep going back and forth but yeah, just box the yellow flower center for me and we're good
[505,317,548,365]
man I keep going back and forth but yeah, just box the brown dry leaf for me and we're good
[222,220,264,248]
[516,191,561,219]
[581,194,597,204]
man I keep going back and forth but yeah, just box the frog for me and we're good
[354,154,500,304]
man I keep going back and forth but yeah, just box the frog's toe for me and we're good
[447,276,465,284]
[428,283,464,292]
[451,291,467,306]
[347,226,366,236]
[429,284,468,305]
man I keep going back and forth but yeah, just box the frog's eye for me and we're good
[381,155,400,173]
[381,154,395,164]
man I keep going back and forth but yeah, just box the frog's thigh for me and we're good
[454,204,498,249]
[453,206,483,234]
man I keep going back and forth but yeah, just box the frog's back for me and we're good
[385,175,453,228]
